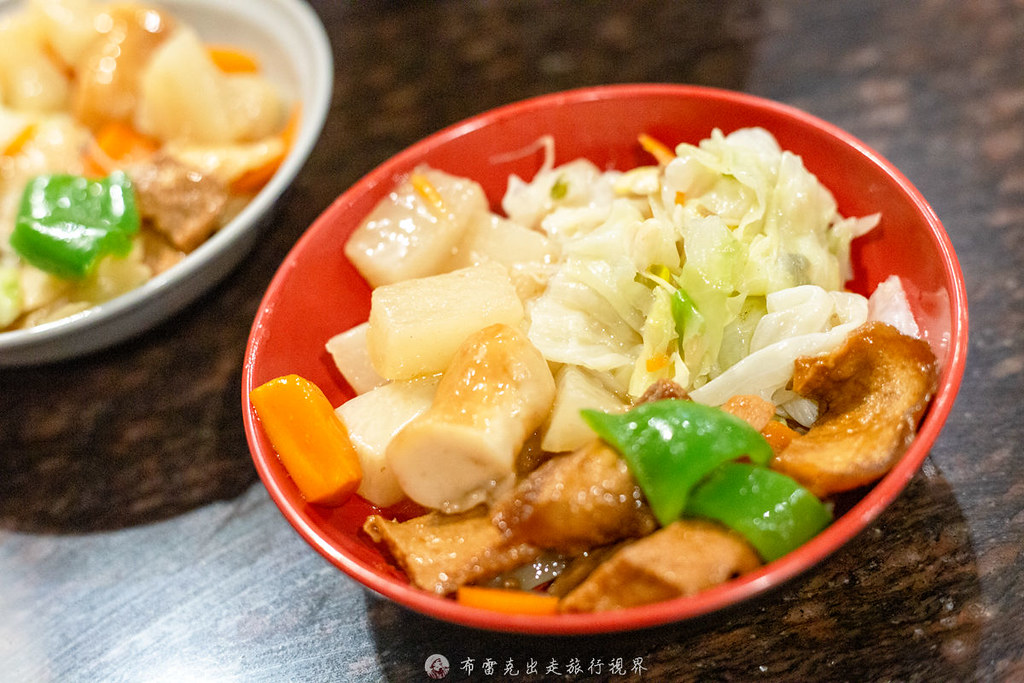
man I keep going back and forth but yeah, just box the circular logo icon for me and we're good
[425,654,450,679]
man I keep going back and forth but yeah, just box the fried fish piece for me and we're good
[772,321,938,497]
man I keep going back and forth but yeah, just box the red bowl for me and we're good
[242,84,968,634]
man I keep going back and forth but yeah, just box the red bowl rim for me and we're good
[243,83,969,635]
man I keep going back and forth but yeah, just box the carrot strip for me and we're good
[456,586,560,615]
[2,123,38,157]
[208,45,261,73]
[82,154,110,179]
[229,147,286,195]
[82,121,160,176]
[646,353,670,373]
[94,121,160,161]
[410,172,447,214]
[280,103,302,150]
[762,419,799,455]
[249,374,363,506]
[638,132,675,165]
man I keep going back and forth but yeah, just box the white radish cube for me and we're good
[366,261,524,380]
[451,214,558,270]
[344,167,488,288]
[325,323,385,395]
[541,364,626,453]
[334,376,439,507]
[136,27,236,143]
[450,214,559,302]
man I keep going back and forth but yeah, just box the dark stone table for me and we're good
[2,1,1021,680]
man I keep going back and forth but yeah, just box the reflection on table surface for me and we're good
[2,1,1022,680]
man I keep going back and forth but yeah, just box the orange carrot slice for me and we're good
[456,586,560,615]
[249,374,363,506]
[645,353,670,373]
[2,123,38,157]
[95,121,160,161]
[83,121,160,176]
[208,45,261,73]
[410,172,446,214]
[762,419,799,455]
[638,132,675,165]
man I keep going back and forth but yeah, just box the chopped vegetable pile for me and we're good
[1,0,295,331]
[251,127,938,615]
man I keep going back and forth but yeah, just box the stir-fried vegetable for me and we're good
[686,462,832,562]
[583,398,830,563]
[294,126,937,615]
[0,0,292,332]
[582,400,772,526]
[2,123,38,157]
[83,121,160,176]
[637,132,675,165]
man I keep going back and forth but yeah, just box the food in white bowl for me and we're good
[0,0,331,364]
[249,128,939,615]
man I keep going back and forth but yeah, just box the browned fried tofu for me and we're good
[772,321,938,497]
[559,520,761,612]
[363,509,540,595]
[490,440,657,555]
[546,544,624,598]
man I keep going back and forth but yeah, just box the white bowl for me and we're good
[0,0,333,365]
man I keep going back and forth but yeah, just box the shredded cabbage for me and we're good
[519,127,882,401]
[868,274,919,337]
[688,285,869,414]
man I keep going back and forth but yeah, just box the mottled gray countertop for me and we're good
[2,1,1022,681]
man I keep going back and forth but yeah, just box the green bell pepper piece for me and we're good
[10,171,140,280]
[686,461,833,562]
[581,399,772,526]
